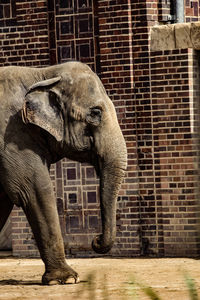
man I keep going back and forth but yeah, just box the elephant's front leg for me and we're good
[22,173,79,285]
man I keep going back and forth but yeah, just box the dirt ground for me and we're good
[0,256,200,300]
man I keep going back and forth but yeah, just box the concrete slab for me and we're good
[150,21,200,51]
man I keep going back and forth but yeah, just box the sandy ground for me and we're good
[0,256,200,300]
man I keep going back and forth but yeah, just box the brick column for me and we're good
[148,0,200,256]
[131,0,162,256]
[131,0,200,257]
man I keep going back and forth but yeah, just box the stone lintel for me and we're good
[150,22,200,51]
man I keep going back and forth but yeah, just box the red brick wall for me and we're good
[1,0,200,257]
[0,1,49,66]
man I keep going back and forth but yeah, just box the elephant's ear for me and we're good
[22,77,64,142]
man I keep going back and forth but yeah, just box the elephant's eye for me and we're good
[86,107,102,126]
[90,108,101,118]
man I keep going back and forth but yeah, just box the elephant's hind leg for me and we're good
[0,188,13,233]
[20,168,79,285]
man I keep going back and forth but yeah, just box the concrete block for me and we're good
[150,24,175,51]
[175,23,192,49]
[151,21,200,51]
[191,22,200,49]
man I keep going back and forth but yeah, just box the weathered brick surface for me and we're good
[0,0,200,258]
[0,1,49,67]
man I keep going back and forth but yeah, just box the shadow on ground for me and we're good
[0,279,41,285]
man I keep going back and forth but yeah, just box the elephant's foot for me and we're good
[42,265,80,285]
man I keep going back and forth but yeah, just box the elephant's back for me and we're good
[0,66,33,110]
[0,68,25,139]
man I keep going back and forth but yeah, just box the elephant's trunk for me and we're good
[92,165,126,253]
[92,115,127,254]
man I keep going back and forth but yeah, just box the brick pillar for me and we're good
[132,0,200,257]
[147,0,200,256]
[132,0,162,256]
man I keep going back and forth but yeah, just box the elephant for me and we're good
[0,61,127,285]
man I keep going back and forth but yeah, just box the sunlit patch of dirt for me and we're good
[0,257,200,299]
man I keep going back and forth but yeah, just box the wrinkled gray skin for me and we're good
[0,62,127,285]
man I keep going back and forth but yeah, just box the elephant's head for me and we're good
[22,62,127,254]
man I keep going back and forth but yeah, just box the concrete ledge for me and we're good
[150,22,200,51]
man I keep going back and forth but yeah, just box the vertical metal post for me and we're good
[176,0,185,23]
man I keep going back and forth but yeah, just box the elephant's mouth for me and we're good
[80,135,94,151]
[70,128,94,152]
[81,127,95,151]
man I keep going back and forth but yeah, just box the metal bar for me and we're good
[176,0,185,23]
